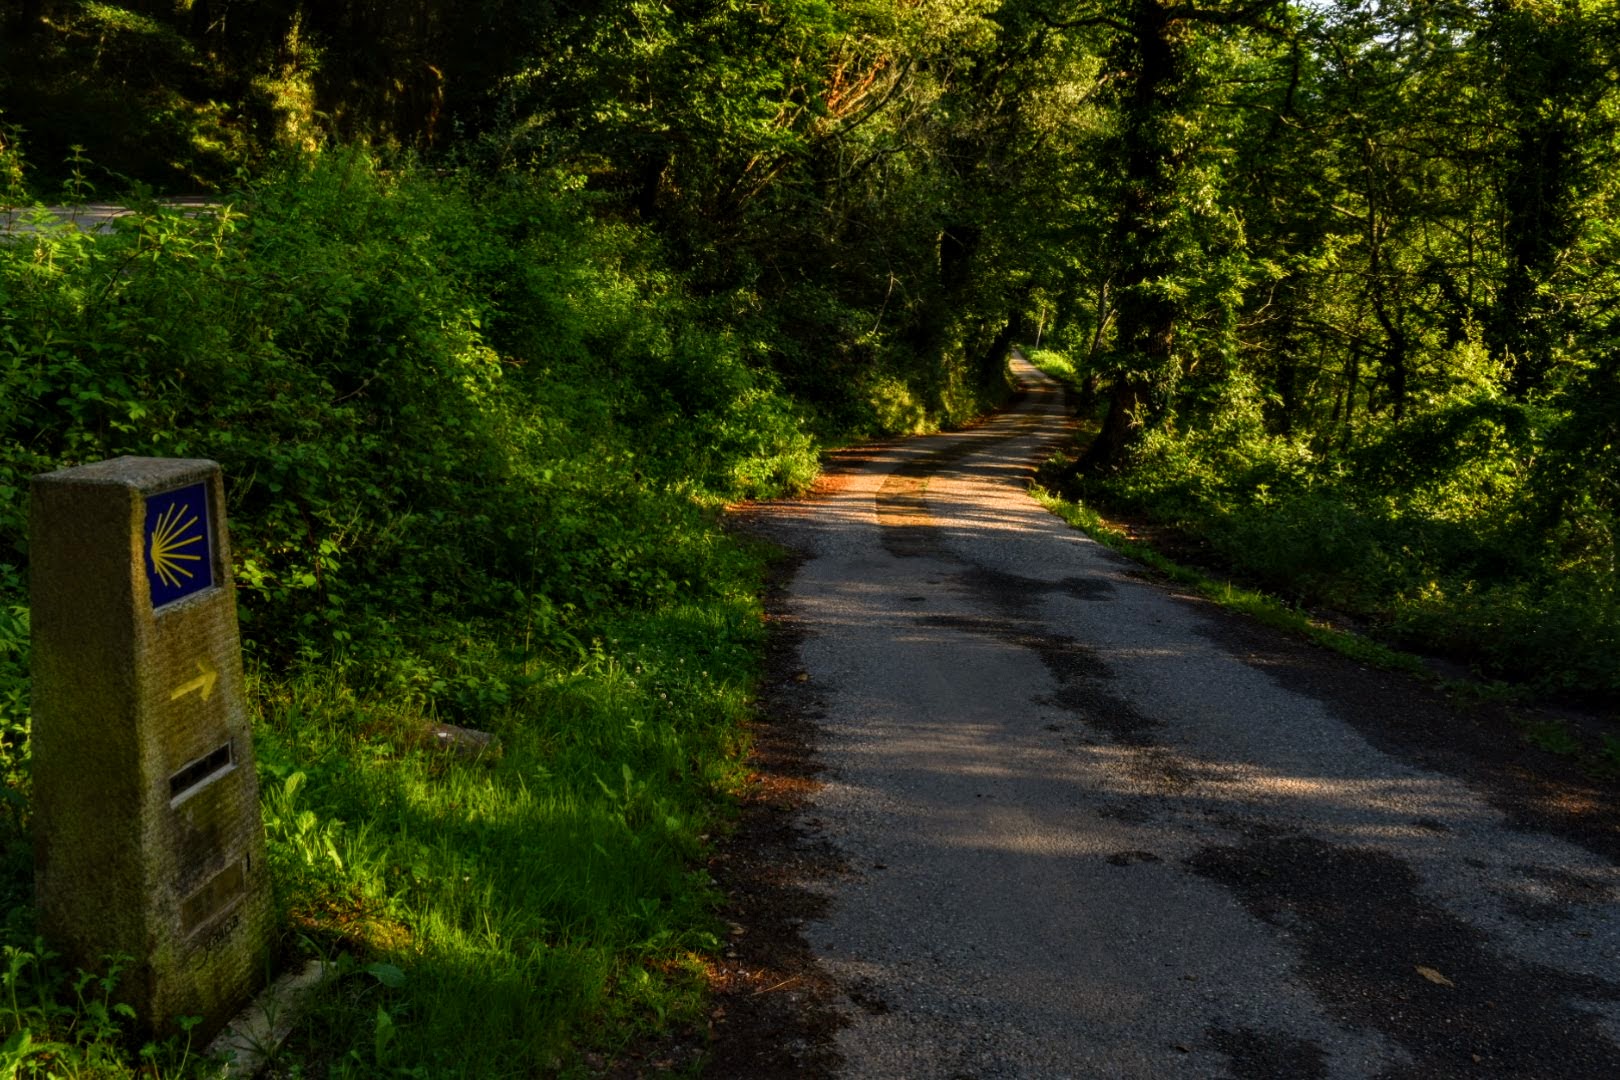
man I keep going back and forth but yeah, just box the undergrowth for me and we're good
[1024,347,1618,702]
[245,565,771,1077]
[0,148,834,1075]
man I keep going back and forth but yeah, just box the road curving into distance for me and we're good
[745,353,1620,1079]
[1,196,222,236]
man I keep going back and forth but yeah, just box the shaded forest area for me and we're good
[0,0,1616,1073]
[7,1,1614,693]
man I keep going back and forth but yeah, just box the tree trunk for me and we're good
[1072,0,1186,476]
[1484,3,1593,398]
[979,300,1027,389]
[1081,378,1153,474]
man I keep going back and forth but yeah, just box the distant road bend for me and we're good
[1,196,222,236]
[747,354,1620,1079]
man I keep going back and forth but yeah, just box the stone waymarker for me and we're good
[30,457,272,1039]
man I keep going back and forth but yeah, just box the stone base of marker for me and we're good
[207,960,330,1077]
[30,458,273,1041]
[426,722,502,763]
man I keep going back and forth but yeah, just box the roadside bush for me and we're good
[0,147,816,1071]
[1066,367,1617,694]
[0,149,814,662]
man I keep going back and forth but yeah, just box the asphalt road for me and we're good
[749,355,1620,1079]
[1,197,221,235]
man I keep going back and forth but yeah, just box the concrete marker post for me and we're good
[30,457,272,1041]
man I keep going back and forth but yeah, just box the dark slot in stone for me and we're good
[180,859,246,935]
[169,742,232,801]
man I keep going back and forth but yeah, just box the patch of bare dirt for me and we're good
[698,545,845,1078]
[599,543,843,1078]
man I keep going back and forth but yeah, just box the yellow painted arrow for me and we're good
[169,660,218,703]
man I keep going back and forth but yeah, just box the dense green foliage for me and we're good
[1029,0,1620,698]
[2,0,1053,1069]
[0,0,1617,1071]
[0,153,818,1073]
[0,0,1032,434]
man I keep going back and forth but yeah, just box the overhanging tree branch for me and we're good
[1165,0,1289,27]
[1027,8,1133,36]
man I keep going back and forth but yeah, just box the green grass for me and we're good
[248,556,771,1076]
[1517,718,1584,758]
[1031,483,1429,678]
[1026,344,1419,673]
[1023,351,1620,780]
[0,536,776,1077]
[1023,347,1425,673]
[0,152,816,1075]
[1023,338,1432,680]
[0,135,1034,1077]
[1024,346,1620,700]
[1021,348,1080,385]
[1035,468,1620,779]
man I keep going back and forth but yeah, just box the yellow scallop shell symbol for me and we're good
[149,501,205,589]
